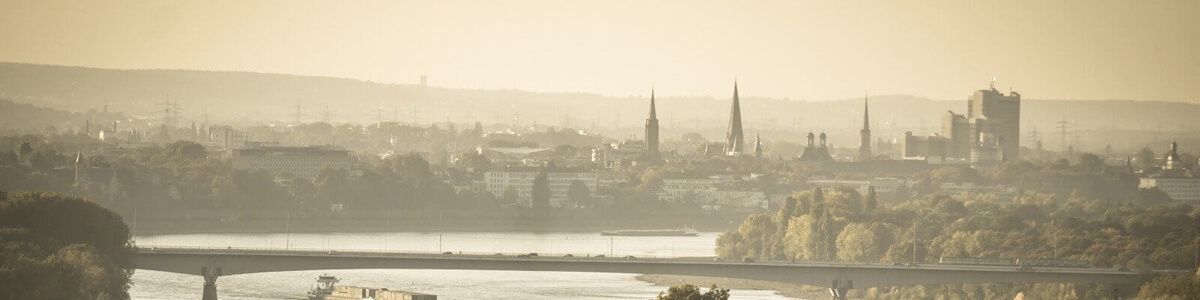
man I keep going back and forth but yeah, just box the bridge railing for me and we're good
[134,245,720,260]
[133,246,1182,276]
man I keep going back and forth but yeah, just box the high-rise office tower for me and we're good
[968,82,1021,160]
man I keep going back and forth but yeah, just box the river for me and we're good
[130,231,796,299]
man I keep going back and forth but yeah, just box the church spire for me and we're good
[724,81,744,155]
[857,94,873,161]
[644,88,660,159]
[753,133,763,158]
[649,88,657,120]
[862,94,870,131]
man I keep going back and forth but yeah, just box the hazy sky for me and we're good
[1,0,1197,102]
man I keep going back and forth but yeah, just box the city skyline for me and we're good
[2,1,1199,102]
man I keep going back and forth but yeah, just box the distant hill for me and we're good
[0,63,1196,153]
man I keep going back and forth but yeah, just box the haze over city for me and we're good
[2,1,1200,300]
[2,0,1199,102]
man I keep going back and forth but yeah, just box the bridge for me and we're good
[134,247,1174,300]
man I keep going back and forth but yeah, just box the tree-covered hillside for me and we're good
[0,191,134,299]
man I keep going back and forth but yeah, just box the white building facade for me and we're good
[484,167,598,208]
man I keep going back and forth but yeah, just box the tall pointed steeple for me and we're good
[753,133,763,158]
[644,88,660,159]
[724,81,744,155]
[857,94,873,161]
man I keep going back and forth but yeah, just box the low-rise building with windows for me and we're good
[483,166,597,208]
[231,145,352,181]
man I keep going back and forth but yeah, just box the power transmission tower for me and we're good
[157,97,180,127]
[1056,115,1070,151]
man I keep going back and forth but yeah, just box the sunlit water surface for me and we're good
[131,232,796,299]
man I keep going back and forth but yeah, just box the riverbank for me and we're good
[128,209,752,235]
[636,274,827,300]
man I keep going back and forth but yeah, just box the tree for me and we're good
[656,284,730,300]
[530,166,550,211]
[863,186,878,212]
[1135,147,1156,170]
[1074,153,1104,173]
[1137,272,1200,299]
[501,187,519,205]
[389,154,432,179]
[210,175,238,209]
[566,180,591,208]
[166,140,206,160]
[0,192,133,299]
[17,141,32,159]
[452,151,492,172]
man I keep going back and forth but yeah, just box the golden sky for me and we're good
[1,0,1197,102]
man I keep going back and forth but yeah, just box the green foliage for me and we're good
[656,284,730,300]
[531,166,550,211]
[566,180,591,208]
[1137,271,1200,299]
[717,188,1200,298]
[0,191,133,299]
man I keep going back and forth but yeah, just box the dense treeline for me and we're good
[0,135,688,226]
[716,188,1200,299]
[0,191,134,299]
[0,136,497,214]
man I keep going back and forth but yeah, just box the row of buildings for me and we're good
[902,81,1021,170]
[1138,139,1200,205]
[219,79,1200,208]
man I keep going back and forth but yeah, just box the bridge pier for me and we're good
[201,266,221,300]
[828,287,850,300]
[828,279,853,300]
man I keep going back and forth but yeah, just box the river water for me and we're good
[130,232,795,299]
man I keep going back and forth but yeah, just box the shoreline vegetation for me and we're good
[127,209,752,235]
[0,191,134,299]
[637,274,826,300]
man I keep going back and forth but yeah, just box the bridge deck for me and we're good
[133,247,1171,289]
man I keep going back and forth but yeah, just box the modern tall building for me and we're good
[968,83,1021,160]
[644,89,659,159]
[857,96,872,161]
[942,111,971,159]
[724,81,745,156]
